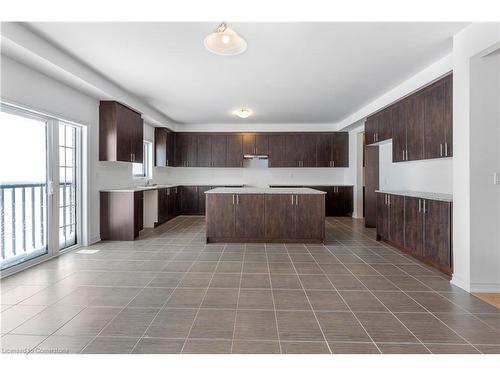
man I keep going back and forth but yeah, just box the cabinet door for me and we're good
[423,200,452,272]
[332,132,349,167]
[180,186,198,214]
[197,186,211,215]
[365,115,378,145]
[388,194,405,248]
[300,134,317,167]
[284,134,300,167]
[115,103,133,162]
[157,188,166,224]
[316,134,332,167]
[235,194,265,238]
[172,187,179,216]
[331,186,353,216]
[166,131,175,167]
[310,186,331,216]
[377,107,392,142]
[255,134,268,155]
[242,133,256,155]
[391,100,407,163]
[406,94,425,161]
[404,197,423,258]
[376,193,389,240]
[197,135,212,167]
[226,134,243,167]
[265,194,295,239]
[154,128,167,167]
[186,134,197,167]
[444,75,453,157]
[268,134,286,167]
[294,194,324,239]
[131,111,143,164]
[134,191,143,235]
[424,81,446,159]
[175,133,185,167]
[211,135,227,167]
[206,194,235,238]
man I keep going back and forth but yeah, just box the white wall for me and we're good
[378,142,453,194]
[0,55,160,244]
[452,23,500,292]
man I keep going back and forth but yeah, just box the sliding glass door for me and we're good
[0,104,82,271]
[0,109,50,269]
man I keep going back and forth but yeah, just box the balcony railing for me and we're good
[0,182,73,267]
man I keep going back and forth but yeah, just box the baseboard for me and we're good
[470,282,500,293]
[450,274,470,292]
[89,236,101,245]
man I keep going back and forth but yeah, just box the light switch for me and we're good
[494,172,500,185]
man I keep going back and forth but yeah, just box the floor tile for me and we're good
[396,312,467,344]
[441,292,500,314]
[268,262,296,274]
[434,313,500,345]
[237,289,274,310]
[281,341,330,354]
[100,307,159,337]
[201,289,239,309]
[54,307,121,336]
[234,310,279,340]
[476,345,500,354]
[354,312,418,343]
[316,311,371,342]
[299,274,334,290]
[132,338,184,353]
[81,336,138,354]
[357,276,400,291]
[327,275,367,291]
[189,309,236,339]
[165,288,206,308]
[241,274,271,289]
[231,340,280,354]
[182,339,232,353]
[372,291,427,313]
[128,288,174,308]
[0,334,48,353]
[306,290,350,311]
[34,336,93,354]
[1,304,47,334]
[339,291,388,312]
[209,274,241,288]
[215,262,243,274]
[270,274,302,289]
[329,342,379,354]
[377,343,430,354]
[12,305,84,335]
[426,344,480,354]
[276,310,325,341]
[273,290,311,310]
[145,308,197,338]
[407,292,468,313]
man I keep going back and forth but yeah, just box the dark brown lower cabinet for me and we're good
[100,191,143,241]
[377,192,452,275]
[179,186,199,214]
[331,186,353,216]
[404,197,423,258]
[197,186,211,215]
[235,194,265,238]
[206,193,324,243]
[265,194,296,239]
[423,199,452,274]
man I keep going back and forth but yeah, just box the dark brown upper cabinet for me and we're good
[99,101,143,163]
[365,108,392,145]
[243,133,269,155]
[284,134,301,167]
[300,134,317,167]
[154,128,175,167]
[226,134,243,167]
[423,75,453,159]
[268,134,286,168]
[175,133,197,167]
[392,94,425,162]
[196,135,212,167]
[316,133,349,167]
[211,135,227,167]
[365,114,378,145]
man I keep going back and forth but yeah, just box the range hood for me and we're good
[243,154,268,159]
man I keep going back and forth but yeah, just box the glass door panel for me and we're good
[0,110,49,270]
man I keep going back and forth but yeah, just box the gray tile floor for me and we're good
[1,216,499,354]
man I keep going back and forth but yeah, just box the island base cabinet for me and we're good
[206,193,325,243]
[264,194,296,240]
[235,194,265,239]
[295,195,325,240]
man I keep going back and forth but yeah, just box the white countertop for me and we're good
[375,190,453,202]
[100,184,244,193]
[205,187,326,195]
[269,184,354,187]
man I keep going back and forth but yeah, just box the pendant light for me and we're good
[204,22,247,56]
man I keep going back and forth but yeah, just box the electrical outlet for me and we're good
[494,172,500,185]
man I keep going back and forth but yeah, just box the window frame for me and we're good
[133,140,152,179]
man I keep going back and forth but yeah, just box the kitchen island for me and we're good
[205,187,326,243]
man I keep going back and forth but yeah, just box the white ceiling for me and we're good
[26,22,467,125]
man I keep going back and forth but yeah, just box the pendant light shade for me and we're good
[204,22,247,56]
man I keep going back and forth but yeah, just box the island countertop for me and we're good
[205,187,326,195]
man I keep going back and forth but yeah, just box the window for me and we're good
[133,141,152,178]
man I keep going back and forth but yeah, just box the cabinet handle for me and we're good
[418,199,421,212]
[440,143,443,157]
[236,195,239,205]
[423,200,426,213]
[232,194,235,205]
[402,150,405,160]
[445,142,448,157]
[332,161,335,167]
[295,195,298,205]
[166,159,169,166]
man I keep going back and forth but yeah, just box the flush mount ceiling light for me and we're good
[234,108,253,118]
[204,22,247,56]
